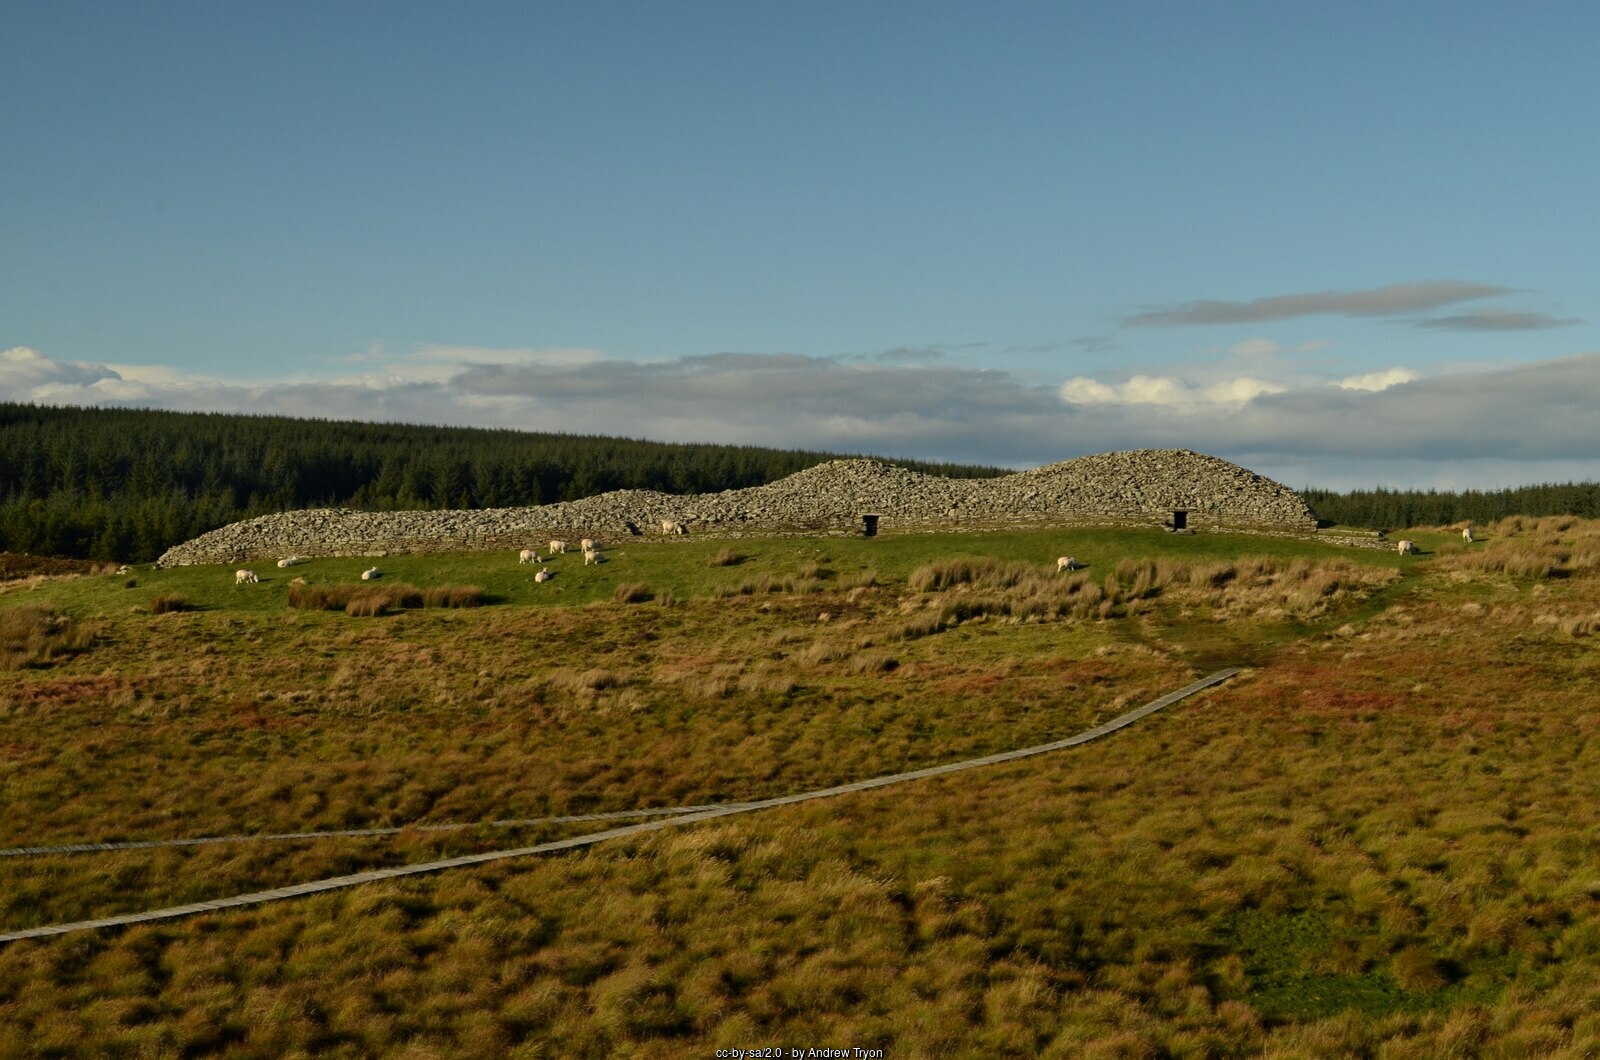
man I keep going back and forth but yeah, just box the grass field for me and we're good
[2,518,1598,1055]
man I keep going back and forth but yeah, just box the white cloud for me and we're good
[1059,373,1286,408]
[1336,367,1420,392]
[1,346,122,389]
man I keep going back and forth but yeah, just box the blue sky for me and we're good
[5,1,1598,489]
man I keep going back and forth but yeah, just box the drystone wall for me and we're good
[156,448,1318,566]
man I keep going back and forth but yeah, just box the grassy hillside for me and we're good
[2,519,1599,1053]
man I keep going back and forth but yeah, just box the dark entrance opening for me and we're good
[862,514,880,538]
[1172,509,1188,531]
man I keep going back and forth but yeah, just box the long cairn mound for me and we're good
[156,449,1317,566]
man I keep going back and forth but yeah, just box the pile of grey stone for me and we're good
[156,448,1318,566]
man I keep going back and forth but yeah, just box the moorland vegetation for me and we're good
[3,517,1600,1052]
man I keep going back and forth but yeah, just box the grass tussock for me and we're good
[0,606,101,670]
[613,582,653,604]
[148,594,188,615]
[706,547,744,568]
[288,581,485,615]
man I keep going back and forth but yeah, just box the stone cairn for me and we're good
[156,449,1319,567]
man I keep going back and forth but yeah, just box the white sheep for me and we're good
[1397,540,1418,556]
[1462,527,1475,543]
[276,555,303,569]
[549,539,569,554]
[1056,556,1079,572]
[583,548,602,565]
[660,519,685,535]
[519,548,538,564]
[580,537,598,552]
[234,569,258,585]
[361,566,381,580]
[534,567,551,583]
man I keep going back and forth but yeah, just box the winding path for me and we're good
[0,668,1239,944]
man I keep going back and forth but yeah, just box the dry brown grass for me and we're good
[706,547,744,568]
[0,606,101,670]
[147,593,188,615]
[613,582,652,604]
[288,582,483,615]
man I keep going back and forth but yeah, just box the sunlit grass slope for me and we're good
[3,518,1599,1054]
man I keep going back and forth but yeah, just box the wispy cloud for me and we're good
[1406,309,1582,332]
[1336,368,1419,392]
[1227,338,1332,358]
[1124,280,1511,327]
[1060,374,1286,408]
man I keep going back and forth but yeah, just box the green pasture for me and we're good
[3,524,1432,620]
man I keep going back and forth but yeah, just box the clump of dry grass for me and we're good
[148,594,188,615]
[550,667,627,694]
[422,585,486,608]
[0,606,100,670]
[706,548,743,568]
[289,582,484,615]
[613,582,653,604]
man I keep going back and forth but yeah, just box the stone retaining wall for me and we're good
[156,448,1319,567]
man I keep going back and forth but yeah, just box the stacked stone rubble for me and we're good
[155,449,1318,566]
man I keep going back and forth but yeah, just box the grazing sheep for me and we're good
[1397,540,1418,556]
[1057,556,1079,572]
[534,567,551,583]
[1462,527,1475,543]
[580,538,598,552]
[549,539,569,554]
[660,519,685,535]
[361,566,381,580]
[519,548,538,564]
[234,569,258,585]
[583,548,602,565]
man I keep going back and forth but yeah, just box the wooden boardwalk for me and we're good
[0,668,1239,945]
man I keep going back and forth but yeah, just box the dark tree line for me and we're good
[1304,483,1600,531]
[0,403,1006,561]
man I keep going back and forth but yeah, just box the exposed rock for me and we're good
[156,449,1319,566]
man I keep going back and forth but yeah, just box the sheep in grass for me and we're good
[276,556,303,569]
[1462,526,1475,543]
[534,567,551,583]
[1057,556,1080,572]
[1397,540,1418,556]
[234,569,258,585]
[549,539,569,555]
[660,519,685,535]
[519,548,539,564]
[361,566,381,581]
[583,548,602,565]
[580,537,598,552]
